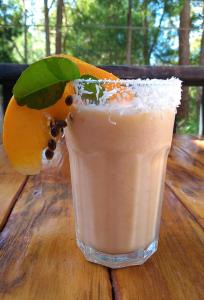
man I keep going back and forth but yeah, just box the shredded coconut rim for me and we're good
[75,78,181,86]
[73,77,182,113]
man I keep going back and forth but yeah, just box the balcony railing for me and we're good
[0,63,204,133]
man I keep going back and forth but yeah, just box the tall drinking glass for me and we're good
[65,79,181,268]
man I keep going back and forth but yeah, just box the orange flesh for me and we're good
[3,54,118,175]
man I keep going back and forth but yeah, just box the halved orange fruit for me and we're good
[3,54,118,175]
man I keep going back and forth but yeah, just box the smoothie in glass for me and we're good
[65,79,181,268]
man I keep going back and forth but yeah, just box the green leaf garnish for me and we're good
[13,57,80,109]
[80,74,104,105]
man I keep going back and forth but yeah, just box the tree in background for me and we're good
[44,0,56,56]
[142,0,168,65]
[63,0,128,64]
[141,0,183,65]
[179,0,191,65]
[200,36,204,64]
[44,0,51,56]
[199,2,204,134]
[22,0,28,63]
[62,0,182,65]
[199,3,204,65]
[125,0,133,64]
[178,0,190,119]
[62,0,69,53]
[0,0,23,62]
[0,0,200,67]
[176,0,204,134]
[55,0,64,54]
[0,0,203,134]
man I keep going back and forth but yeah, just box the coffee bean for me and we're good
[65,95,73,106]
[45,149,54,160]
[50,120,54,128]
[50,126,59,137]
[55,120,67,128]
[48,139,56,151]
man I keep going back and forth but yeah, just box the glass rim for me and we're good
[73,77,181,110]
[74,77,182,86]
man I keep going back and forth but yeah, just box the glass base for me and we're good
[77,238,158,268]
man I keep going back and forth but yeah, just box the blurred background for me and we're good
[0,0,204,135]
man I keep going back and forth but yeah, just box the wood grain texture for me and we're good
[0,140,112,300]
[100,65,204,85]
[166,136,204,228]
[111,186,204,300]
[174,135,204,165]
[1,135,204,300]
[1,64,204,85]
[0,145,27,230]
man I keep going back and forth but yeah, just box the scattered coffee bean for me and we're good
[45,148,54,160]
[50,126,59,137]
[65,95,73,106]
[50,120,54,128]
[56,120,67,128]
[48,139,56,151]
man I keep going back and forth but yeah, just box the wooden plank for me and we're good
[166,136,204,228]
[100,65,204,86]
[1,63,204,86]
[0,64,28,82]
[111,186,204,300]
[0,140,112,300]
[174,135,204,165]
[0,146,27,231]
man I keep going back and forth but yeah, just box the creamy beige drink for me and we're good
[65,79,181,267]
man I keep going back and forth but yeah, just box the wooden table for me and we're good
[0,135,204,300]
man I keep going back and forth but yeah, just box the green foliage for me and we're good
[63,0,184,65]
[0,0,203,133]
[177,87,200,134]
[63,0,128,64]
[80,75,104,104]
[14,57,80,109]
[0,0,23,62]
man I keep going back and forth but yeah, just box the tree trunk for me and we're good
[143,0,149,65]
[44,0,50,56]
[62,2,68,53]
[178,0,190,119]
[55,0,63,54]
[199,3,204,135]
[199,4,204,66]
[179,0,190,65]
[148,1,166,61]
[23,0,28,63]
[125,0,133,65]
